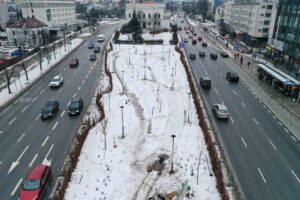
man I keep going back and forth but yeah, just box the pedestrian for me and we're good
[237,53,240,57]
[247,61,251,68]
[234,54,237,59]
[240,56,243,65]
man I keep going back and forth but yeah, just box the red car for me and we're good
[19,164,52,200]
[69,58,79,67]
[198,36,203,41]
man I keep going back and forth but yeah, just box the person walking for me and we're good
[240,56,243,65]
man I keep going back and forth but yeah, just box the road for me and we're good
[0,23,119,199]
[177,18,300,200]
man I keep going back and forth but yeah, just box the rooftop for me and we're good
[6,17,47,29]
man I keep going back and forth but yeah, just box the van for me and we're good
[200,77,211,89]
[98,34,104,42]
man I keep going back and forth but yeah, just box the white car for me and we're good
[98,34,105,42]
[49,75,63,88]
[212,104,229,120]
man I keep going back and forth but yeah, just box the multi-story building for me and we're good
[268,0,300,74]
[17,0,76,35]
[0,0,18,28]
[126,2,164,30]
[224,0,278,47]
[6,16,48,47]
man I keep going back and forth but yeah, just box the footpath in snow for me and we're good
[65,32,220,200]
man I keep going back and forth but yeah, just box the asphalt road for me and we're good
[0,23,119,199]
[178,19,300,200]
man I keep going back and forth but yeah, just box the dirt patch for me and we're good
[147,154,169,175]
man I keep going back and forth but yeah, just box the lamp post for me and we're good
[120,105,125,139]
[187,92,191,123]
[170,134,176,174]
[144,49,146,80]
[171,67,175,90]
[122,70,124,95]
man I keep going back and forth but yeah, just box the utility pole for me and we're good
[187,92,191,123]
[122,70,124,95]
[171,67,175,90]
[170,134,176,174]
[120,106,125,139]
[144,49,146,80]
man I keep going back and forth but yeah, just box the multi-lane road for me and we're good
[0,23,118,199]
[178,18,300,200]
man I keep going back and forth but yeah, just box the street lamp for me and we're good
[187,92,191,123]
[171,67,175,90]
[120,105,125,139]
[122,70,124,95]
[170,134,176,174]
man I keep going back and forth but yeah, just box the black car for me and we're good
[94,46,100,53]
[202,42,208,47]
[226,71,239,82]
[200,77,211,89]
[210,53,218,59]
[221,51,229,58]
[189,53,196,60]
[41,101,59,119]
[88,43,94,49]
[192,39,197,44]
[68,98,83,115]
[199,51,206,57]
[90,53,96,61]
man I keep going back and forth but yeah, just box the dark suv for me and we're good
[68,98,83,115]
[210,53,218,59]
[94,46,100,53]
[41,101,59,119]
[189,53,196,60]
[226,71,239,82]
[200,77,211,89]
[69,58,79,67]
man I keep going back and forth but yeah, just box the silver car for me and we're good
[49,75,63,88]
[212,104,229,120]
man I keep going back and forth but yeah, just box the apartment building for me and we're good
[224,0,278,47]
[17,0,76,35]
[126,2,164,30]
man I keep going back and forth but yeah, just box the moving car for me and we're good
[69,58,79,67]
[210,53,218,59]
[226,71,239,81]
[202,42,207,47]
[94,46,100,53]
[18,164,52,200]
[88,43,94,49]
[193,32,197,36]
[90,53,96,61]
[220,51,229,58]
[200,77,211,89]
[197,36,202,41]
[192,39,197,44]
[49,75,63,88]
[68,98,83,115]
[189,35,193,39]
[199,51,205,57]
[97,34,105,42]
[41,101,59,119]
[212,104,229,120]
[189,53,196,60]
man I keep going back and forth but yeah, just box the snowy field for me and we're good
[65,32,219,200]
[0,38,83,107]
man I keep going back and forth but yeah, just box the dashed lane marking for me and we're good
[60,110,65,117]
[32,97,37,103]
[291,136,296,142]
[73,93,77,98]
[278,122,283,126]
[230,116,234,124]
[0,130,3,135]
[39,89,45,95]
[253,117,259,125]
[52,122,58,130]
[29,154,38,167]
[291,170,300,184]
[214,88,218,94]
[272,115,277,120]
[241,137,247,148]
[17,133,26,143]
[35,114,41,121]
[77,86,81,91]
[269,139,277,151]
[267,110,271,114]
[233,90,237,95]
[8,117,16,125]
[21,105,28,112]
[258,168,267,183]
[241,102,246,108]
[11,179,23,196]
[85,75,88,79]
[41,136,49,147]
[263,105,266,109]
[67,100,71,106]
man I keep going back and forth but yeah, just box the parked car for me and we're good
[212,104,230,120]
[202,42,207,47]
[220,51,229,58]
[90,53,96,61]
[210,53,218,59]
[199,51,206,57]
[68,98,83,115]
[189,53,196,60]
[49,75,63,88]
[226,71,239,82]
[192,39,197,44]
[189,35,193,39]
[200,77,211,89]
[197,36,202,41]
[88,43,94,49]
[193,32,197,36]
[69,58,79,67]
[186,31,189,34]
[94,46,100,53]
[18,164,52,200]
[41,101,59,119]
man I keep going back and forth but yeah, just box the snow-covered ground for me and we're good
[0,38,83,107]
[65,32,219,200]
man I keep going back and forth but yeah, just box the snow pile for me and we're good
[118,32,171,45]
[65,33,219,200]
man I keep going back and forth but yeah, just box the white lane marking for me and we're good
[77,86,81,91]
[284,128,289,133]
[291,170,300,184]
[225,80,229,84]
[17,133,26,143]
[278,122,283,126]
[88,70,92,74]
[214,88,218,94]
[269,139,277,151]
[241,102,246,108]
[291,136,296,142]
[73,93,77,98]
[60,110,65,117]
[267,110,271,114]
[258,168,267,183]
[63,68,67,71]
[52,122,59,130]
[253,117,259,125]
[8,117,16,125]
[10,178,23,196]
[39,89,45,95]
[8,145,29,174]
[21,105,28,112]
[232,90,237,95]
[272,115,277,120]
[67,100,71,106]
[67,78,71,83]
[0,161,2,165]
[43,144,54,164]
[29,154,38,167]
[0,130,3,135]
[81,80,85,84]
[85,75,88,79]
[241,137,247,148]
[36,114,41,120]
[32,97,37,102]
[230,116,234,124]
[41,136,49,147]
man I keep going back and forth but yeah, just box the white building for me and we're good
[17,0,76,34]
[224,0,278,47]
[6,16,48,47]
[126,2,164,30]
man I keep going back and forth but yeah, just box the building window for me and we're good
[148,22,151,26]
[154,14,157,18]
[148,14,151,18]
[129,14,131,18]
[154,22,156,26]
[262,6,265,9]
[143,14,145,18]
[158,14,160,18]
[24,31,27,35]
[264,21,270,25]
[158,22,160,26]
[263,28,269,33]
[267,5,272,9]
[12,31,15,35]
[138,14,140,18]
[265,13,271,17]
